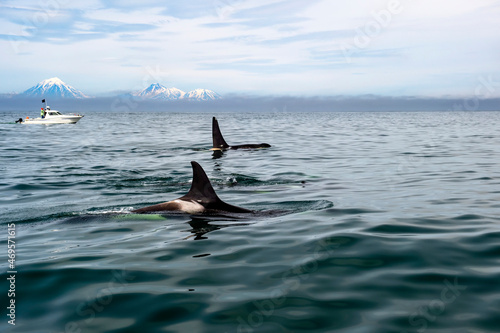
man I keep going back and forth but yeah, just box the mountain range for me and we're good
[20,78,221,101]
[135,84,221,101]
[136,83,186,100]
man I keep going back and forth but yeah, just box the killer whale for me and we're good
[132,161,253,214]
[212,117,271,150]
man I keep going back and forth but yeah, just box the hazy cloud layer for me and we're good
[1,95,499,113]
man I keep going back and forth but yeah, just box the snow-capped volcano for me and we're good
[23,77,88,99]
[136,84,185,100]
[184,89,221,101]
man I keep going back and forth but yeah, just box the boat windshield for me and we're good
[48,111,63,116]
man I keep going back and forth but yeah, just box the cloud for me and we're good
[1,4,159,45]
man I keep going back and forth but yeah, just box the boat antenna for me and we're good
[42,99,46,109]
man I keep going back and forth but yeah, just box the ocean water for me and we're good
[1,110,500,333]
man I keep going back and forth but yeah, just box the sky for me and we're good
[1,0,499,98]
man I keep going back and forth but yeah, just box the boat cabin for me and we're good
[46,110,63,117]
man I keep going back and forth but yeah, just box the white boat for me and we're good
[20,100,84,124]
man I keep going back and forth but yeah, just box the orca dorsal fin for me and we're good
[180,161,220,204]
[181,161,253,213]
[212,117,230,149]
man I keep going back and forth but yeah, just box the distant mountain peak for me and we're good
[136,84,185,100]
[136,84,221,101]
[184,88,222,101]
[23,77,88,99]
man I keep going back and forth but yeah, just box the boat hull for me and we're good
[23,115,83,124]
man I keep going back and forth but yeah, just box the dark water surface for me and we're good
[1,111,500,333]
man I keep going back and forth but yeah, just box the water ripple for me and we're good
[2,111,500,332]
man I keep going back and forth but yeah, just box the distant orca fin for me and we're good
[181,161,252,213]
[212,117,230,149]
